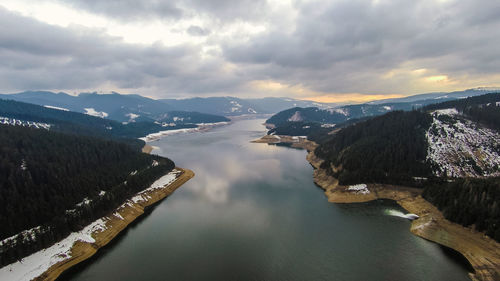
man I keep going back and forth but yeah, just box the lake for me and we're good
[60,119,471,281]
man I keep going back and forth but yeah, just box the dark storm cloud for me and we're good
[1,0,499,97]
[0,7,243,94]
[222,0,500,93]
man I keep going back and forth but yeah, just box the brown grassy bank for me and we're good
[35,168,194,281]
[253,135,500,281]
[307,150,500,281]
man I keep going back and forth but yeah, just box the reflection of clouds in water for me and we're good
[165,197,272,235]
[186,154,282,203]
[151,119,290,203]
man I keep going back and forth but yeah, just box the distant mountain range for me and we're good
[160,96,332,116]
[2,87,499,125]
[266,88,500,126]
[0,91,193,123]
[0,91,330,121]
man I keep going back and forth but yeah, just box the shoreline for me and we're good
[38,168,194,281]
[1,168,194,281]
[141,144,154,154]
[140,122,230,142]
[253,135,500,281]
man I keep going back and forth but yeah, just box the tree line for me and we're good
[0,124,175,266]
[314,110,433,186]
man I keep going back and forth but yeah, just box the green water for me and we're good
[60,119,471,281]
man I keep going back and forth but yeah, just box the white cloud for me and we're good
[0,0,499,100]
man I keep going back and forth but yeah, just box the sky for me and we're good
[0,0,499,102]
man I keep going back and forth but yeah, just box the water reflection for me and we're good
[62,119,471,281]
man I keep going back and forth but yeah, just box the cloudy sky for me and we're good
[0,0,499,102]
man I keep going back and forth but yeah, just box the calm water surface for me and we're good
[61,119,470,281]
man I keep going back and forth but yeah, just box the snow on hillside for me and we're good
[0,117,51,129]
[0,169,182,281]
[347,184,370,194]
[84,108,108,118]
[230,100,242,113]
[43,105,69,111]
[426,109,500,177]
[126,113,139,122]
[288,111,303,121]
[327,108,349,116]
[0,219,106,281]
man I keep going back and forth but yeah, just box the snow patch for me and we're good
[84,108,108,118]
[0,226,42,247]
[433,108,459,116]
[140,122,229,142]
[20,159,27,171]
[129,169,181,204]
[0,117,51,130]
[321,123,336,128]
[347,184,370,194]
[288,111,303,122]
[140,128,199,142]
[230,101,242,107]
[126,113,140,122]
[426,110,500,177]
[113,212,124,220]
[0,219,107,281]
[328,108,349,116]
[76,198,91,207]
[43,105,69,111]
[433,95,449,99]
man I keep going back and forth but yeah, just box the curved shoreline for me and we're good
[306,149,500,281]
[253,135,500,281]
[33,168,194,281]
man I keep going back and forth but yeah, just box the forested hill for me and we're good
[311,93,500,241]
[265,88,500,128]
[266,107,349,127]
[311,93,500,185]
[0,99,196,150]
[314,111,433,186]
[423,92,500,131]
[0,124,176,266]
